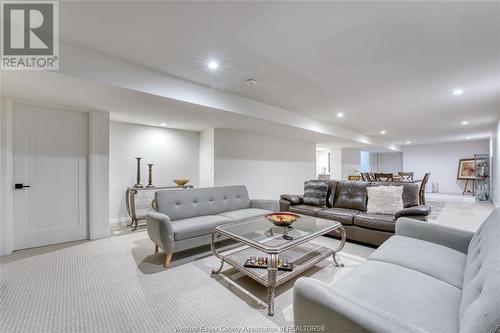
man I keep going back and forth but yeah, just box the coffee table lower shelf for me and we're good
[221,243,334,287]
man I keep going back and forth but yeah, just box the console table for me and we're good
[125,185,193,231]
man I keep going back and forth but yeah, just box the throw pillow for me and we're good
[303,181,328,206]
[366,186,404,215]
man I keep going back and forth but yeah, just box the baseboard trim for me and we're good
[110,217,131,227]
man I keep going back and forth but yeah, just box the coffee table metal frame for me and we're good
[210,217,346,316]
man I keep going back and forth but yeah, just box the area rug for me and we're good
[0,231,365,332]
[427,200,447,220]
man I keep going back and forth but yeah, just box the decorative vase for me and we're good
[146,164,155,188]
[133,157,143,188]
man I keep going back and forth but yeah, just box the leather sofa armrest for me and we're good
[280,194,303,205]
[395,205,431,219]
[250,199,279,212]
[294,278,426,333]
[396,218,474,253]
[146,211,175,253]
[280,199,291,212]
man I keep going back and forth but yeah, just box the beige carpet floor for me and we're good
[1,231,367,333]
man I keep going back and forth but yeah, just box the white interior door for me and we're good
[13,104,88,250]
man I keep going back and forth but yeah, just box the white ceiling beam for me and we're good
[58,43,400,151]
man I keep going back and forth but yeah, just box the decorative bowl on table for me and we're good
[265,212,299,227]
[173,178,190,186]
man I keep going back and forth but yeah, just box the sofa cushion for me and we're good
[155,185,250,221]
[370,181,420,208]
[333,181,369,211]
[173,215,232,240]
[317,208,359,225]
[460,208,500,333]
[218,208,271,222]
[353,212,396,232]
[303,180,328,206]
[290,204,325,216]
[366,186,403,214]
[333,260,462,333]
[369,235,467,289]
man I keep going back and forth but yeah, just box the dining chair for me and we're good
[360,172,369,181]
[398,172,414,180]
[368,173,375,181]
[374,173,394,181]
[419,172,431,205]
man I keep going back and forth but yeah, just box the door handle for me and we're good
[14,183,31,189]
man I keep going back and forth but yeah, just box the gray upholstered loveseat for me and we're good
[294,208,500,333]
[146,185,278,267]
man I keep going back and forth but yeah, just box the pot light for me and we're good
[453,89,464,96]
[246,78,257,86]
[461,121,469,126]
[160,123,167,127]
[337,112,344,118]
[466,137,471,140]
[207,60,219,70]
[380,130,387,135]
[405,141,411,144]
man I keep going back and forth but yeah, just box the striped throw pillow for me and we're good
[303,181,328,206]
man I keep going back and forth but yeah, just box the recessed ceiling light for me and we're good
[453,89,464,96]
[461,121,469,126]
[160,122,167,127]
[405,141,411,144]
[466,136,471,140]
[380,130,387,135]
[337,112,344,118]
[246,78,257,86]
[207,60,219,70]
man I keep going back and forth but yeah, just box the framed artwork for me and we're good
[457,158,476,180]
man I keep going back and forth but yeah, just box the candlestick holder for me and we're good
[133,157,143,188]
[146,163,155,188]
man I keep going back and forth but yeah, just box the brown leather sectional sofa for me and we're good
[280,180,431,246]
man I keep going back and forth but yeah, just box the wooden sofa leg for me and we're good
[155,244,159,253]
[164,252,173,268]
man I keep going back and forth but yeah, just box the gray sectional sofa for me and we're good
[294,208,500,333]
[281,180,431,246]
[146,185,278,267]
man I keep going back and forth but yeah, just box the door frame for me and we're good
[0,97,110,255]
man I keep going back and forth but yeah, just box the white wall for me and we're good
[330,147,342,180]
[89,111,111,240]
[341,149,403,179]
[0,97,14,255]
[403,140,490,194]
[109,122,199,222]
[341,148,361,180]
[377,152,403,173]
[492,119,500,207]
[213,129,316,200]
[316,149,330,176]
[316,145,342,180]
[199,129,214,187]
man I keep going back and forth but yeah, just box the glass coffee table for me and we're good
[210,214,346,316]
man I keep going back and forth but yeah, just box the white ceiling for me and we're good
[58,1,500,144]
[5,1,499,146]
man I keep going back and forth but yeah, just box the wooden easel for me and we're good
[463,179,475,196]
